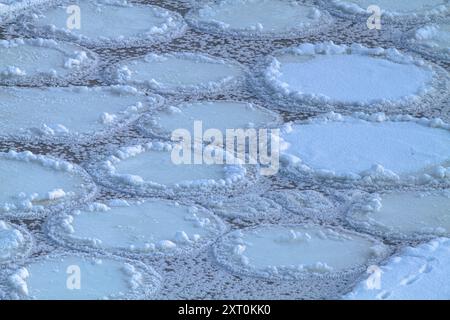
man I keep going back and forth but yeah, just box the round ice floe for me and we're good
[88,141,254,199]
[111,52,246,96]
[347,190,450,240]
[322,0,449,22]
[18,0,186,47]
[214,224,388,280]
[0,86,163,142]
[186,0,332,39]
[0,221,32,264]
[0,38,97,86]
[5,253,161,300]
[138,100,280,139]
[0,151,96,219]
[408,20,450,62]
[280,113,450,188]
[46,199,226,257]
[256,42,447,112]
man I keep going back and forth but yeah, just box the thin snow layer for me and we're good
[0,221,32,264]
[346,238,450,300]
[5,253,161,300]
[138,100,280,139]
[112,53,246,95]
[347,190,450,240]
[88,141,252,198]
[261,43,440,109]
[0,38,97,86]
[46,199,226,256]
[0,151,96,219]
[214,224,388,280]
[326,0,449,19]
[21,0,186,47]
[281,113,450,187]
[409,21,450,61]
[0,86,162,142]
[186,0,332,39]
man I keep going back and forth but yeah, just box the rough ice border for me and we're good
[105,52,249,97]
[345,188,450,241]
[279,112,450,191]
[45,198,228,258]
[13,0,187,48]
[185,0,334,40]
[85,140,260,200]
[136,98,282,140]
[0,250,162,300]
[0,0,52,24]
[0,86,164,145]
[0,150,97,220]
[0,221,33,265]
[0,38,98,86]
[318,0,450,24]
[250,42,450,113]
[213,224,390,281]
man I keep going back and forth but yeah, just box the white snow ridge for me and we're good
[4,253,161,300]
[214,224,388,280]
[186,0,333,39]
[110,52,247,96]
[280,112,450,189]
[256,42,448,112]
[0,151,96,219]
[0,86,163,143]
[346,190,450,240]
[16,0,187,47]
[0,38,97,86]
[0,221,32,264]
[46,198,226,257]
[408,20,450,62]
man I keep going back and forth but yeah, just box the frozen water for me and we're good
[0,221,32,264]
[0,151,96,219]
[346,238,450,300]
[260,43,440,109]
[138,100,280,139]
[112,52,246,95]
[281,113,450,186]
[5,253,161,299]
[347,190,450,240]
[0,86,162,142]
[409,20,450,61]
[186,0,332,38]
[88,141,251,198]
[46,199,226,256]
[21,0,186,47]
[214,224,388,280]
[0,38,97,86]
[326,0,449,19]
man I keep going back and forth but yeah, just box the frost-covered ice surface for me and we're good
[323,0,450,21]
[0,38,97,86]
[17,0,186,47]
[0,221,32,264]
[186,0,333,39]
[346,238,450,300]
[347,190,450,240]
[46,199,226,256]
[88,141,254,199]
[256,42,448,112]
[0,0,51,23]
[0,151,96,219]
[0,86,162,142]
[138,100,280,139]
[408,20,450,62]
[110,52,246,95]
[214,225,388,280]
[4,253,161,299]
[281,113,450,188]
